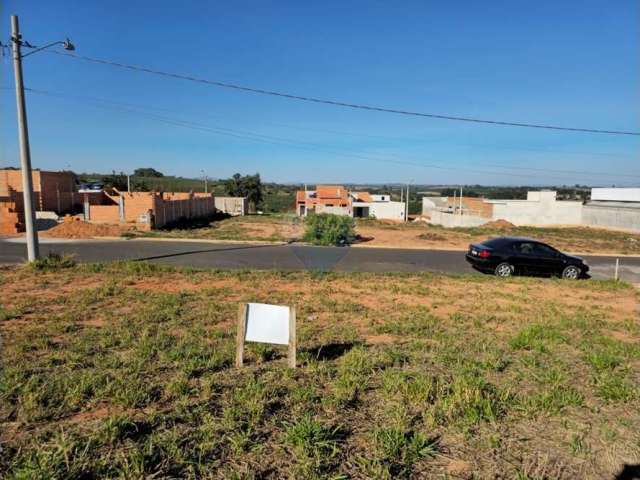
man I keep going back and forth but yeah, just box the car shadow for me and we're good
[615,464,640,480]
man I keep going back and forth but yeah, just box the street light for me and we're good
[8,15,75,261]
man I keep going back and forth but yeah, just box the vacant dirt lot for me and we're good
[1,261,638,478]
[356,220,640,255]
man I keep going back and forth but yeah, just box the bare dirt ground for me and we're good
[1,261,639,478]
[40,218,138,239]
[356,220,640,254]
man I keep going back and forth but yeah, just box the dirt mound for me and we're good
[42,219,135,239]
[482,219,515,229]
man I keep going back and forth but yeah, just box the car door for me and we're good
[532,242,564,276]
[511,241,538,274]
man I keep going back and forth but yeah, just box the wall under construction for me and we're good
[0,168,81,214]
[84,191,215,229]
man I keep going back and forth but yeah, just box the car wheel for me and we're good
[495,262,513,277]
[562,265,581,280]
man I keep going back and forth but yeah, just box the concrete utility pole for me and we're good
[9,16,74,261]
[405,183,410,221]
[201,170,208,193]
[127,174,131,193]
[459,186,463,216]
[11,15,39,261]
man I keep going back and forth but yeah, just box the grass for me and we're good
[1,263,639,478]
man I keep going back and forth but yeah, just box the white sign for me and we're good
[236,302,297,368]
[244,303,290,345]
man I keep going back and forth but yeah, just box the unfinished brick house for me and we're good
[0,168,217,234]
[0,168,81,214]
[84,190,216,229]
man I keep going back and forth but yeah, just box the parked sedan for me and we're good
[465,237,589,279]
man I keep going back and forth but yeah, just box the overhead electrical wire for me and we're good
[21,86,639,185]
[43,49,640,137]
[9,85,636,161]
[15,86,640,180]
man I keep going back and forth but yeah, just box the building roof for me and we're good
[351,191,373,202]
[316,185,348,200]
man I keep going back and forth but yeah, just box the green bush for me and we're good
[303,213,356,246]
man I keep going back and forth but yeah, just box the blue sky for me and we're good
[1,0,638,185]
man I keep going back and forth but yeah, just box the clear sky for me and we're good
[1,0,639,185]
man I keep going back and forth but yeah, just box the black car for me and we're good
[465,237,589,279]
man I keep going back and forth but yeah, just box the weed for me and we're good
[29,252,76,271]
[510,324,564,352]
[284,414,344,476]
[594,372,637,402]
[370,426,438,478]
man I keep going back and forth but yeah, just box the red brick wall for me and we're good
[0,191,25,234]
[0,169,79,214]
[81,191,216,229]
[121,193,154,223]
[88,205,120,223]
[153,193,215,228]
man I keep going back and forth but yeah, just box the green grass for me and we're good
[1,264,638,478]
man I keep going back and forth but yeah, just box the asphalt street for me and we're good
[1,238,639,282]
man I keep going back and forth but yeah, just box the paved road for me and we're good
[1,238,639,282]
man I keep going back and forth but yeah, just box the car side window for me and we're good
[534,243,557,257]
[516,242,535,255]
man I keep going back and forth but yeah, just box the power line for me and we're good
[22,86,640,180]
[44,50,640,137]
[8,85,636,161]
[22,87,639,185]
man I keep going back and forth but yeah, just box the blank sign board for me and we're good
[244,303,290,345]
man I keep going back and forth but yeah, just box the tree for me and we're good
[134,167,164,178]
[224,173,264,211]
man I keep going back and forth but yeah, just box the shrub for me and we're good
[303,213,356,246]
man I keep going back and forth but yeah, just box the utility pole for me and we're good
[127,174,131,193]
[459,186,463,216]
[201,170,208,193]
[11,15,38,261]
[405,183,410,221]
